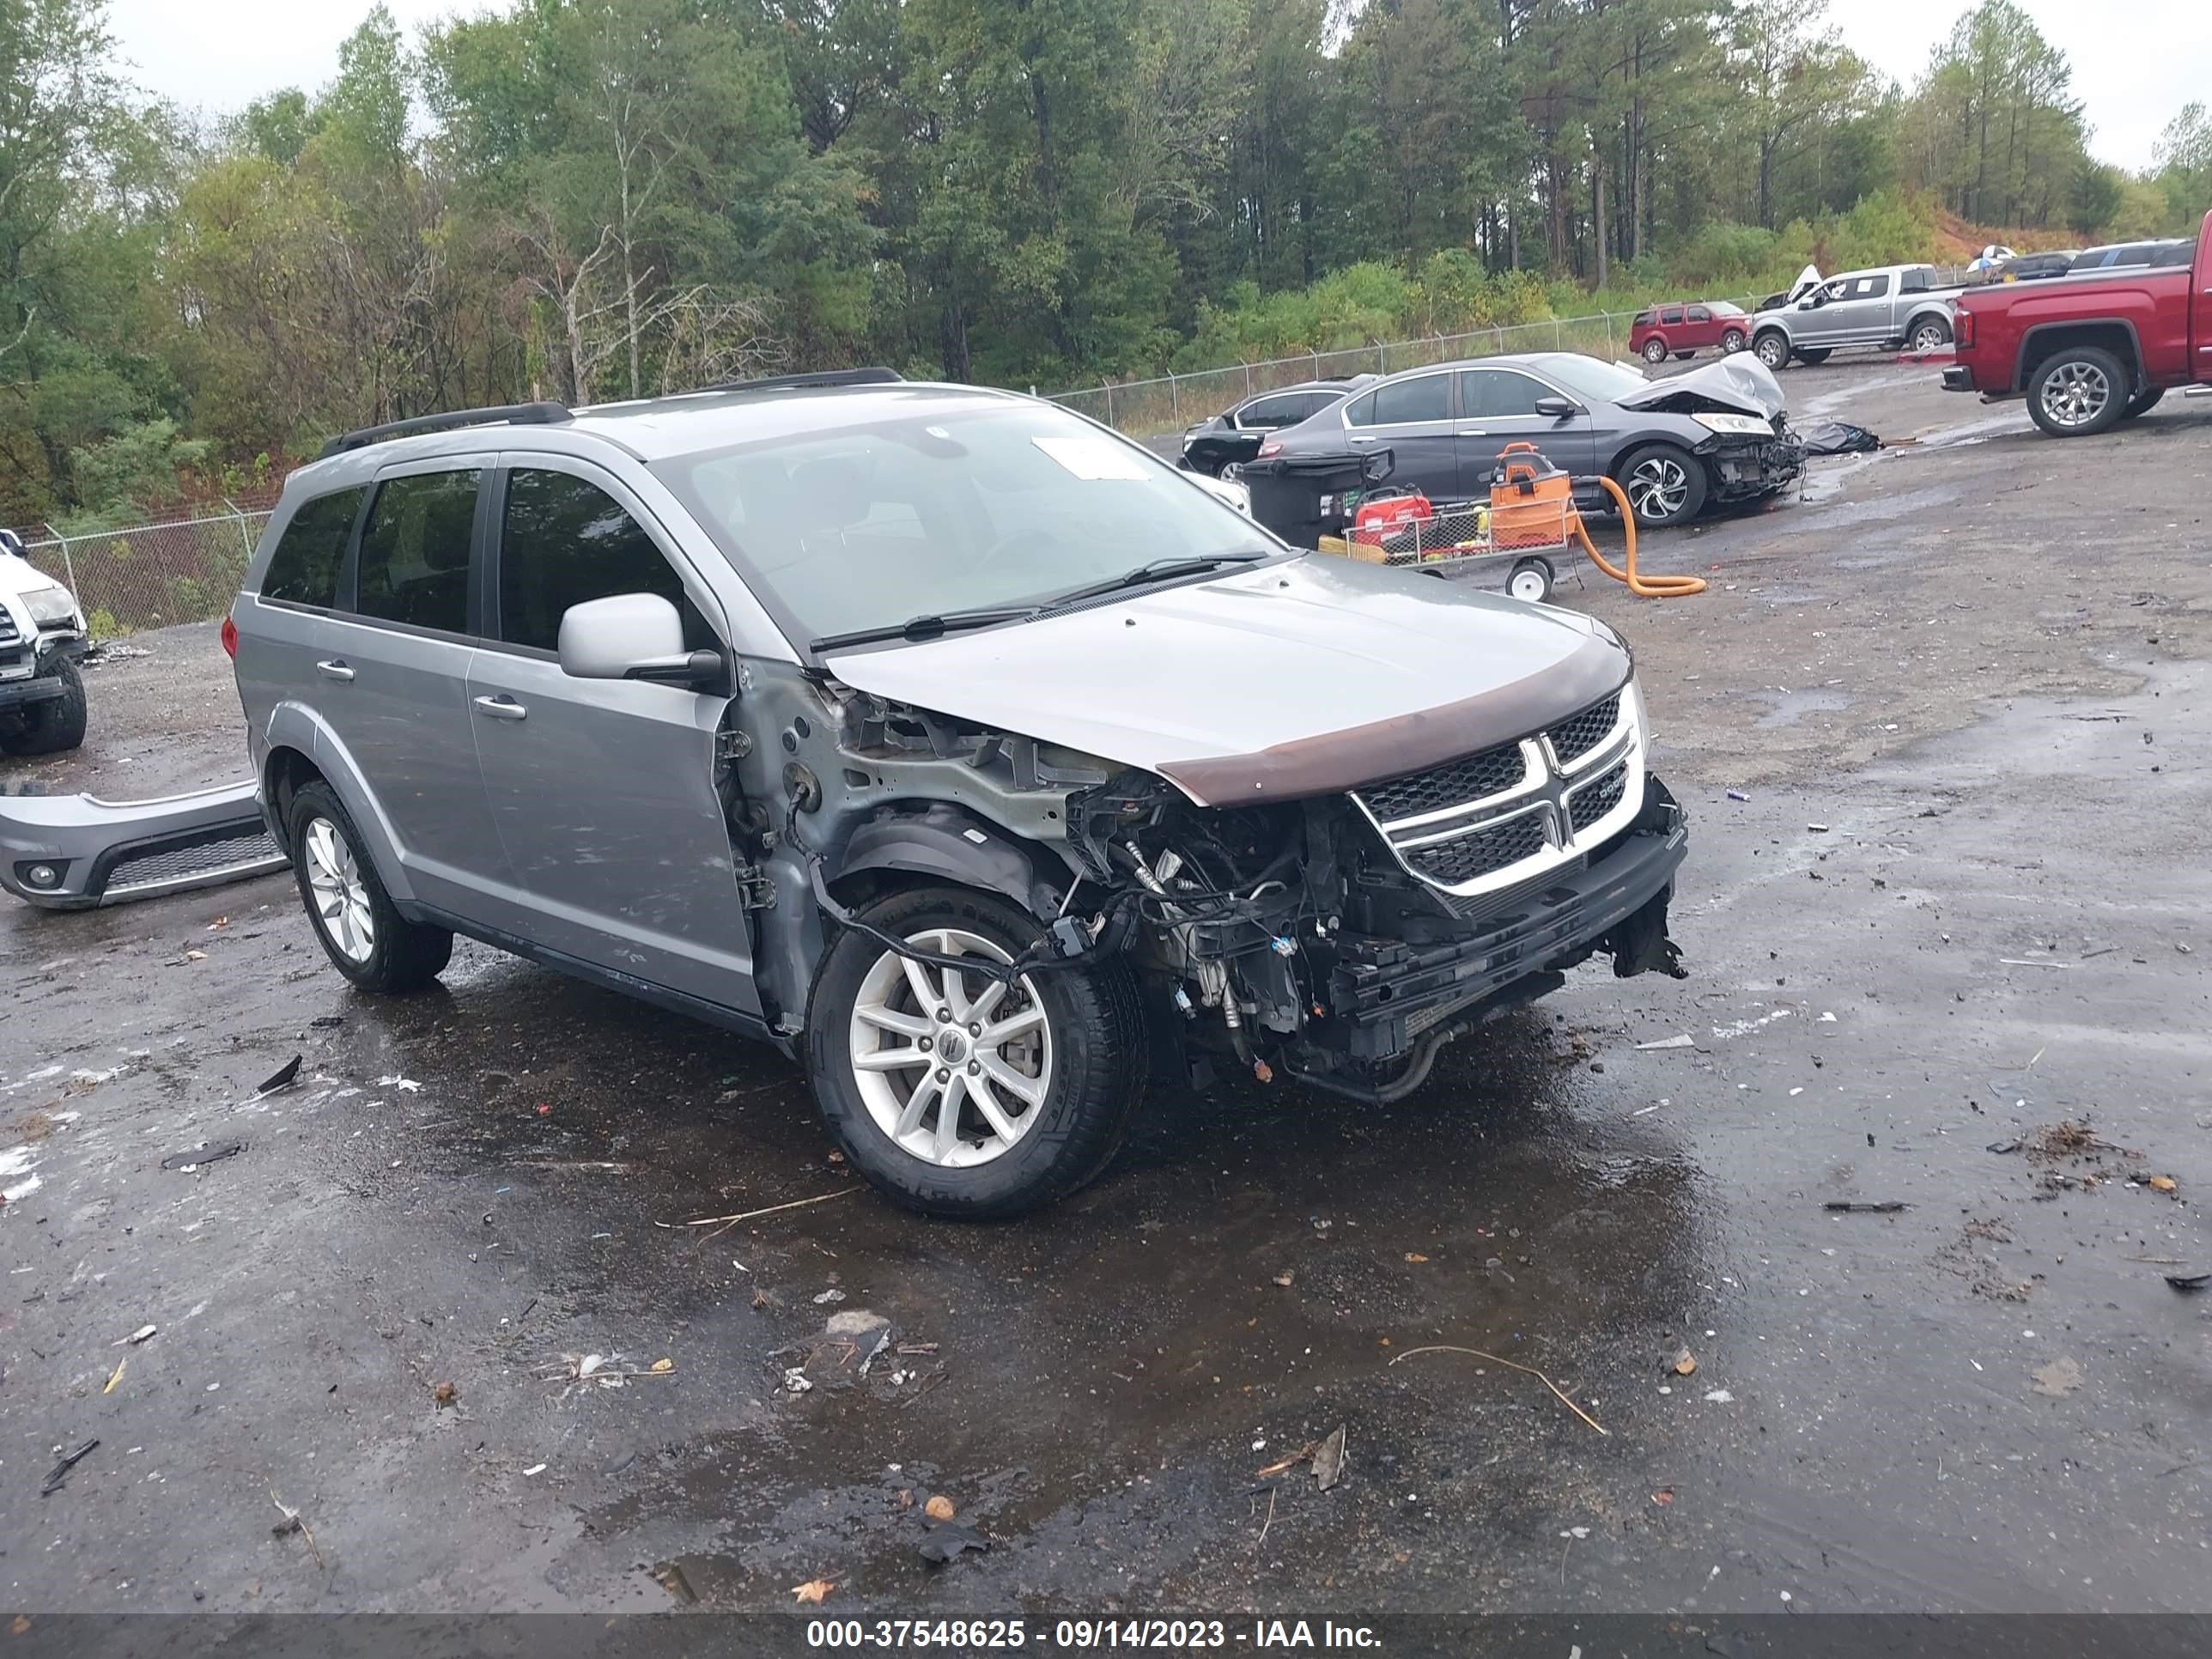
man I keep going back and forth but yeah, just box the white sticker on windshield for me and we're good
[1031,435,1152,481]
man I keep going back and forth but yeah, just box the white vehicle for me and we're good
[0,529,91,756]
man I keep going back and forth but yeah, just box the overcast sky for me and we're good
[110,0,2206,174]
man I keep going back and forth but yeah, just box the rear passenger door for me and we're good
[313,462,514,915]
[466,457,760,1015]
[1341,371,1458,497]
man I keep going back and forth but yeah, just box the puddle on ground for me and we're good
[1747,687,1852,727]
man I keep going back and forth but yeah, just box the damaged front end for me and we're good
[798,671,1687,1104]
[1619,358,1804,503]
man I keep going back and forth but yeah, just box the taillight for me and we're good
[1256,438,1283,459]
[1954,307,1974,349]
[220,616,238,659]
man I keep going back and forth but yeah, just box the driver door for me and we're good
[466,456,760,1015]
[1795,282,1850,346]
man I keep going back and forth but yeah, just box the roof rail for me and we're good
[695,368,904,396]
[319,400,574,459]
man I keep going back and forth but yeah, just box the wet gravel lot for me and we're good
[3,365,2210,1622]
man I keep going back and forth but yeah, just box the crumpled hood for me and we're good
[823,557,1632,805]
[1617,355,1788,420]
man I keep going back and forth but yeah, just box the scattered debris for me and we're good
[1256,1442,1317,1479]
[1311,1423,1349,1490]
[1986,1139,2022,1155]
[1636,1034,1695,1050]
[2030,1357,2082,1398]
[116,1324,157,1346]
[666,1189,856,1231]
[161,1140,244,1171]
[541,1351,674,1393]
[269,1485,324,1565]
[522,1463,548,1476]
[309,1014,345,1029]
[1999,958,2069,970]
[40,1438,98,1497]
[376,1076,422,1092]
[653,1561,698,1603]
[924,1493,957,1522]
[1795,419,1881,456]
[784,1367,814,1394]
[103,1358,126,1394]
[1726,789,1749,802]
[1703,1389,1735,1404]
[1673,1349,1698,1376]
[1390,1346,1607,1437]
[254,1054,302,1097]
[2147,1176,2179,1194]
[1272,1271,1294,1288]
[811,1288,847,1305]
[1652,1488,1675,1505]
[1403,1252,1429,1264]
[1806,823,1830,834]
[790,1578,836,1603]
[1824,1201,1907,1213]
[2164,1273,2209,1292]
[918,1523,989,1565]
[433,1381,459,1408]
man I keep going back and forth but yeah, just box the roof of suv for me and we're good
[288,380,1033,493]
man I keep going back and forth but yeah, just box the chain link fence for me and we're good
[20,501,272,638]
[1045,295,1780,435]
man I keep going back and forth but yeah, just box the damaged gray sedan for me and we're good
[223,373,1688,1218]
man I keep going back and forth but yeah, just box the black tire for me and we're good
[2027,344,2129,438]
[807,884,1145,1219]
[1907,316,1952,351]
[1753,331,1790,370]
[1720,329,1747,354]
[1795,347,1832,365]
[286,781,453,993]
[1,657,88,756]
[2120,387,2165,421]
[1641,337,1668,364]
[1672,350,1695,361]
[1616,442,1709,528]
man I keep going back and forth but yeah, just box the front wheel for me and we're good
[2120,387,2165,421]
[287,781,453,992]
[2027,345,2128,437]
[1641,337,1668,365]
[0,656,87,756]
[1908,318,1952,352]
[1720,329,1747,354]
[808,884,1145,1218]
[1617,443,1709,528]
[1753,331,1790,370]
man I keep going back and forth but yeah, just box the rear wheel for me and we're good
[287,781,453,992]
[1618,443,1708,528]
[808,884,1145,1218]
[1908,317,1952,352]
[2120,386,2165,421]
[1507,559,1554,603]
[0,656,87,756]
[1753,331,1790,370]
[1641,337,1668,365]
[2027,345,2127,437]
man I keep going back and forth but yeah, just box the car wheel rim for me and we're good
[1912,325,1944,350]
[1644,342,1665,362]
[1756,338,1784,367]
[2041,362,2110,428]
[1626,458,1690,520]
[303,817,375,963]
[1723,334,1744,353]
[848,927,1054,1170]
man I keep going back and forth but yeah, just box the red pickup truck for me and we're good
[1945,209,2212,436]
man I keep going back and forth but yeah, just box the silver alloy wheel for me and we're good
[302,816,375,963]
[848,927,1054,1169]
[1911,321,1948,351]
[2040,360,2111,428]
[1754,334,1787,368]
[1626,455,1691,520]
[1643,338,1668,363]
[1722,331,1746,354]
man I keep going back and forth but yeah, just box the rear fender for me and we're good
[259,697,417,908]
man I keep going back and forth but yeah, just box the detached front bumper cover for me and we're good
[0,779,288,910]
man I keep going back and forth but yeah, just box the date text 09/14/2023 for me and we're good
[805,1619,1384,1649]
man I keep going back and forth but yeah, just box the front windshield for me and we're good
[1540,355,1650,404]
[654,403,1272,647]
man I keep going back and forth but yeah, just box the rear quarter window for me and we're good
[353,470,482,634]
[258,488,364,608]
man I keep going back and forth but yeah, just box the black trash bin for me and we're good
[1246,447,1396,550]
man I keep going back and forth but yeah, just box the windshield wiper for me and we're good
[1044,551,1272,609]
[810,605,1039,653]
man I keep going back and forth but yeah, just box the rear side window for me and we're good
[498,468,692,653]
[354,470,480,633]
[1659,306,1684,325]
[1342,392,1376,426]
[1900,269,1930,293]
[259,488,362,607]
[1368,374,1449,425]
[1632,309,1655,326]
[1238,394,1306,429]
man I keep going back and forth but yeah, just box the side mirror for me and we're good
[558,592,722,689]
[1534,397,1580,419]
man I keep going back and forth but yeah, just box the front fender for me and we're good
[832,803,1067,919]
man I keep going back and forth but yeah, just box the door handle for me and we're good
[315,659,354,682]
[1456,428,1490,437]
[472,695,527,721]
[1346,434,1377,444]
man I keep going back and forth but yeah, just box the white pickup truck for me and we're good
[0,530,90,756]
[1750,264,1964,369]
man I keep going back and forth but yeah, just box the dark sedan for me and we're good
[1255,351,1802,531]
[1178,377,1376,477]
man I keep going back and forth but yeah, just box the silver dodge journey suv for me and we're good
[230,370,1688,1218]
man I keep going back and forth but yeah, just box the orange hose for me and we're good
[1571,475,1707,597]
